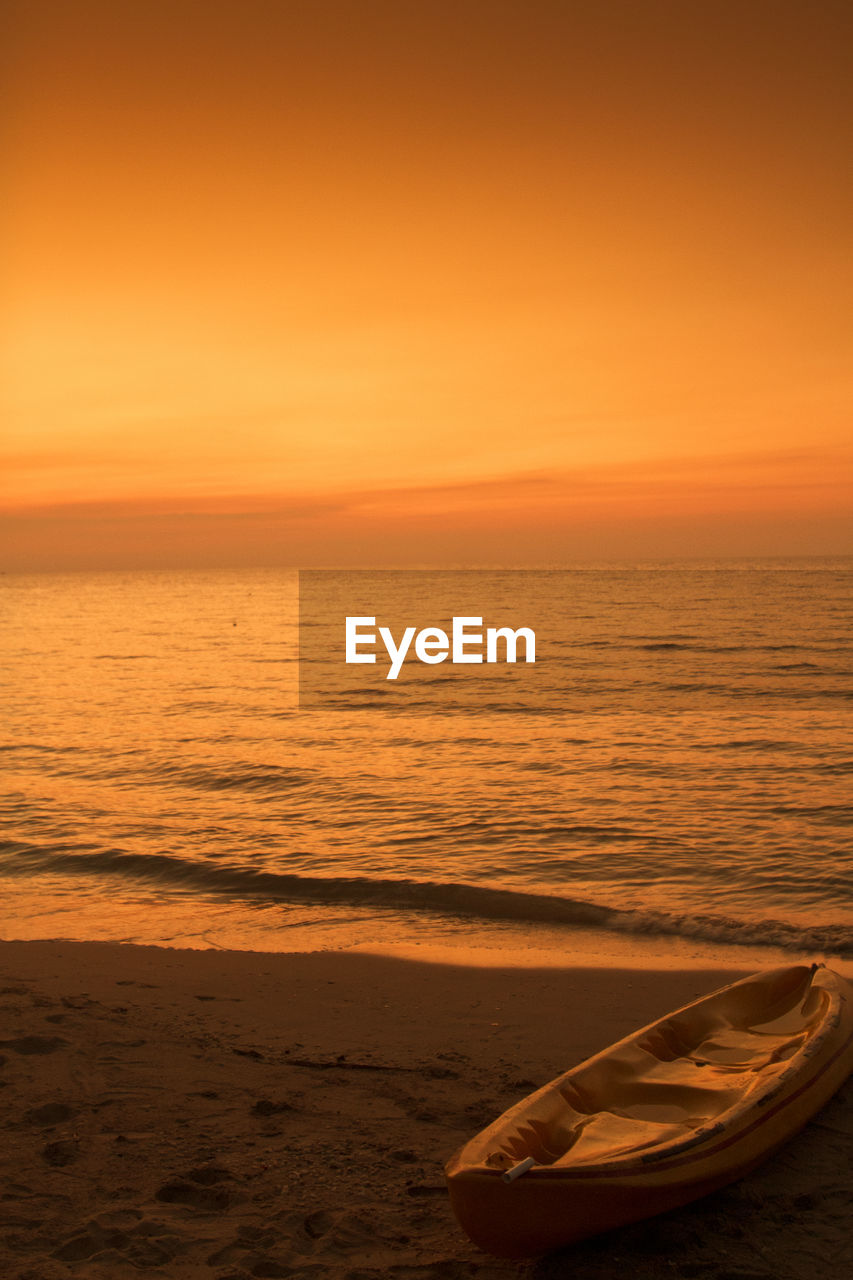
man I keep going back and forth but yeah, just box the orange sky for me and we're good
[2,0,851,568]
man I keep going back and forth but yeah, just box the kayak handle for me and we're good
[502,1156,536,1183]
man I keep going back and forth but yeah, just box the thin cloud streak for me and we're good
[3,449,850,570]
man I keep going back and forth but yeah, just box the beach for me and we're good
[1,941,849,1280]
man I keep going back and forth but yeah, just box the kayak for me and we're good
[445,963,853,1258]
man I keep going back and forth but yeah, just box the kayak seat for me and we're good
[492,1103,692,1167]
[639,1015,811,1071]
[569,1047,744,1120]
[687,1028,808,1069]
[636,1025,806,1071]
[497,1099,591,1165]
[553,1111,692,1166]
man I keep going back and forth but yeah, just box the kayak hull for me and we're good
[445,965,853,1258]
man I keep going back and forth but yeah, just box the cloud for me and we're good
[2,446,850,569]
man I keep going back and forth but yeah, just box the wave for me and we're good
[93,653,155,661]
[769,803,853,824]
[146,762,315,793]
[2,840,850,958]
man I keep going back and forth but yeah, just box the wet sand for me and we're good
[0,940,849,1279]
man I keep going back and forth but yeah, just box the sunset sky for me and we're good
[2,0,851,568]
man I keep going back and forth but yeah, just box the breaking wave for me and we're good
[2,840,850,958]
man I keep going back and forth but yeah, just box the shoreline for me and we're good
[1,939,850,1279]
[6,876,850,974]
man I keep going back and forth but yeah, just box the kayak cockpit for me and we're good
[480,964,832,1171]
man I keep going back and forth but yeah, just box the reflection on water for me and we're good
[1,562,851,959]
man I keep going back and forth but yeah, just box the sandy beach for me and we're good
[0,942,850,1280]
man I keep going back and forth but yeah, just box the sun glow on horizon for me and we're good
[2,1,851,567]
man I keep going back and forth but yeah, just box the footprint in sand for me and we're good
[25,1102,76,1126]
[53,1224,129,1262]
[0,1035,66,1055]
[53,1213,183,1270]
[303,1209,333,1239]
[155,1181,233,1211]
[155,1165,239,1211]
[42,1139,79,1167]
[251,1098,298,1117]
[249,1260,291,1277]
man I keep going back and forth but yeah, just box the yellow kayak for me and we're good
[445,963,853,1258]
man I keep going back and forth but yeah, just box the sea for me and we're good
[2,560,851,969]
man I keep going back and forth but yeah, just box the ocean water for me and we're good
[1,562,851,964]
